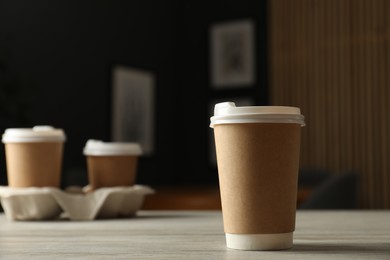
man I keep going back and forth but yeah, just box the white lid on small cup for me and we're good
[83,139,142,156]
[210,102,305,128]
[2,126,66,143]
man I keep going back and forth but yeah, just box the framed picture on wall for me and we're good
[210,19,256,88]
[111,66,155,156]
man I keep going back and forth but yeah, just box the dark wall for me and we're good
[174,1,268,184]
[0,0,267,187]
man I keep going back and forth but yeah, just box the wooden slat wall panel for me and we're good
[269,0,390,208]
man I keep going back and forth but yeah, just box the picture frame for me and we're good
[210,19,256,88]
[111,66,155,156]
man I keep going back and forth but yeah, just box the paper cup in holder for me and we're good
[2,126,66,188]
[83,140,142,191]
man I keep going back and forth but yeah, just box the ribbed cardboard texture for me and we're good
[5,142,64,187]
[214,123,301,234]
[87,155,138,190]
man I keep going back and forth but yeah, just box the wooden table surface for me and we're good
[0,210,389,259]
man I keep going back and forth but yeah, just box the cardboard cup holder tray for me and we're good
[0,185,154,221]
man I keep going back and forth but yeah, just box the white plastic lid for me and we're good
[210,102,305,128]
[2,126,66,143]
[83,139,142,156]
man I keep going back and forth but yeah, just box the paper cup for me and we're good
[2,126,66,188]
[83,140,142,190]
[210,102,305,250]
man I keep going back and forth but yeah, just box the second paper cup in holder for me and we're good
[2,126,66,188]
[210,102,305,251]
[83,140,142,191]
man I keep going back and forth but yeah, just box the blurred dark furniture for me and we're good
[299,171,358,209]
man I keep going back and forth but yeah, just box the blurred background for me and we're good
[0,0,388,210]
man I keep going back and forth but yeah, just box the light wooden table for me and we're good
[0,210,389,259]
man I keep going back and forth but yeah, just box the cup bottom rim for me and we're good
[225,232,293,251]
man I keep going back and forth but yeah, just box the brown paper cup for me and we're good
[87,155,138,190]
[2,126,66,188]
[5,142,64,188]
[214,123,301,250]
[83,140,142,191]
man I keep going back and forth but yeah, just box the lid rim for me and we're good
[210,115,305,127]
[84,152,141,156]
[3,139,66,143]
[83,140,142,156]
[210,102,305,128]
[2,126,66,143]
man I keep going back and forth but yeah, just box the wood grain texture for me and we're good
[269,0,390,208]
[0,211,389,259]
